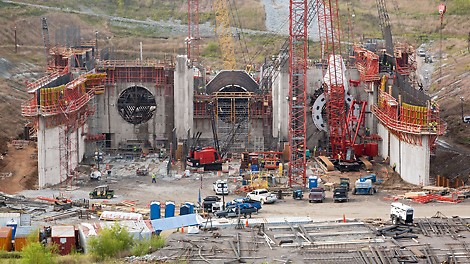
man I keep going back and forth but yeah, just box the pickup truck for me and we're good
[215,205,257,218]
[333,188,349,203]
[203,196,222,213]
[308,187,325,203]
[226,198,262,212]
[246,189,277,204]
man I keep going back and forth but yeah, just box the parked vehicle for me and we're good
[352,179,376,195]
[203,196,222,213]
[90,170,101,181]
[246,189,277,204]
[89,185,114,199]
[226,198,262,212]
[215,205,257,218]
[333,188,349,203]
[417,49,426,57]
[464,116,470,123]
[292,189,303,200]
[136,167,148,176]
[339,178,350,191]
[212,180,228,195]
[308,187,325,203]
[390,202,414,225]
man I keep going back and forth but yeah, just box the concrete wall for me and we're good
[37,121,87,188]
[377,122,430,185]
[90,82,168,149]
[377,123,389,159]
[38,118,61,188]
[272,67,289,140]
[400,136,430,185]
[174,55,194,140]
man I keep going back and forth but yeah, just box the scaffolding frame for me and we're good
[373,89,444,147]
[193,92,272,153]
[354,46,380,82]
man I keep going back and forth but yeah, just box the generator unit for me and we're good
[390,202,414,225]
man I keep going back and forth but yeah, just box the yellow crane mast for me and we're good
[214,0,236,69]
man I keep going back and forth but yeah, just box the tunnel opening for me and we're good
[117,85,157,125]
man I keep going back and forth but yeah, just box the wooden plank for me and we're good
[317,156,335,171]
[359,156,373,170]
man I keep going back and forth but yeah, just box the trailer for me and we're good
[390,202,414,225]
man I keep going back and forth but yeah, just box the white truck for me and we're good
[246,189,277,204]
[390,202,414,225]
[212,180,228,195]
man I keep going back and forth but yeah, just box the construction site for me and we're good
[0,0,469,263]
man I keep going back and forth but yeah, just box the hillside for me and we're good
[0,0,468,179]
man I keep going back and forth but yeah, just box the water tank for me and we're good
[185,202,195,214]
[165,201,175,218]
[353,144,364,157]
[180,204,190,216]
[150,201,161,220]
[308,176,318,189]
[365,143,378,157]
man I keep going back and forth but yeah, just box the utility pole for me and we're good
[460,97,464,122]
[438,3,446,83]
[14,27,17,53]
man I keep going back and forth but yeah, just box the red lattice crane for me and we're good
[317,0,367,161]
[187,0,200,64]
[288,0,308,187]
[317,0,348,159]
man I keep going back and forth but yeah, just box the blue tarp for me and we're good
[150,213,203,232]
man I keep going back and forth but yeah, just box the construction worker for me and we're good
[151,173,156,183]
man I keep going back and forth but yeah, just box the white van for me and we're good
[212,180,228,195]
[464,116,470,123]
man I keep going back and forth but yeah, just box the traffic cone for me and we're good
[343,214,346,223]
[245,219,249,227]
[181,226,185,233]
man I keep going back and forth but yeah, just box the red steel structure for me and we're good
[354,46,380,82]
[288,0,308,187]
[317,0,348,159]
[187,0,200,63]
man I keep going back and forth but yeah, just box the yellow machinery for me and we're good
[214,0,236,69]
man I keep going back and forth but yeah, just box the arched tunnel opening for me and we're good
[216,85,250,124]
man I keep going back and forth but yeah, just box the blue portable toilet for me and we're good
[165,201,175,218]
[7,219,18,239]
[306,149,311,159]
[308,176,318,189]
[180,204,190,215]
[150,201,161,220]
[185,202,195,214]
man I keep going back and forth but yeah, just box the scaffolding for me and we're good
[21,69,106,186]
[373,89,444,146]
[98,60,174,96]
[354,46,380,82]
[193,92,272,153]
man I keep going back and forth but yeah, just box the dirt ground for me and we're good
[0,142,38,194]
[14,157,470,223]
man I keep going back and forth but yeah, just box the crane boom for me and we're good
[214,0,236,69]
[188,0,200,64]
[288,0,308,187]
[376,0,394,56]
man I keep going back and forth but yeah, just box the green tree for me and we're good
[88,223,134,260]
[21,231,57,264]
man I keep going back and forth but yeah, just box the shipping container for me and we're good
[0,226,13,251]
[14,226,38,251]
[51,226,75,255]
